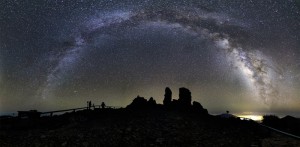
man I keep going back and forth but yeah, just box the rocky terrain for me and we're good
[0,109,262,146]
[2,109,300,146]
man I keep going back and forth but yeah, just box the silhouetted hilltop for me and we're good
[281,115,298,122]
[262,115,300,136]
[1,87,300,146]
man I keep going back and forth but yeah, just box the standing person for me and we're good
[89,101,92,110]
[101,102,106,109]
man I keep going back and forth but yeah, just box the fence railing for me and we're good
[41,107,87,117]
[40,105,123,117]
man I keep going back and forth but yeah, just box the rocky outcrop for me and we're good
[192,101,208,115]
[126,96,157,109]
[163,87,172,106]
[127,87,208,116]
[126,96,148,109]
[178,87,191,106]
[148,97,157,107]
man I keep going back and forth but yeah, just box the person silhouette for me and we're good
[101,102,106,109]
[87,101,92,110]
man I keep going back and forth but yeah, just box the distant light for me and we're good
[238,115,263,121]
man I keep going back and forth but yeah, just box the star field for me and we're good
[0,0,300,116]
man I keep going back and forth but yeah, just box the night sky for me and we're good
[1,0,300,115]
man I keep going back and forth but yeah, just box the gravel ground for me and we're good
[1,109,299,147]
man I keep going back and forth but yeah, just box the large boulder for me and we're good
[178,87,191,106]
[163,87,172,106]
[192,101,208,115]
[126,96,148,109]
[192,101,203,109]
[148,97,157,107]
[126,96,158,109]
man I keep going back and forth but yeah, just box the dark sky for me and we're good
[1,0,300,115]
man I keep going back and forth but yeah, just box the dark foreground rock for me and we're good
[1,108,295,147]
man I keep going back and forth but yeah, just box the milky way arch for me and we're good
[40,7,286,107]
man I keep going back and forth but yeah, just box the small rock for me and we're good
[156,138,164,144]
[126,127,132,132]
[62,142,67,146]
[82,142,89,147]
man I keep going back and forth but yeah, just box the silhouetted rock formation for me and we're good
[192,101,208,115]
[163,87,172,106]
[126,96,158,109]
[178,87,192,106]
[192,101,203,109]
[126,96,148,109]
[126,87,208,116]
[148,97,156,106]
